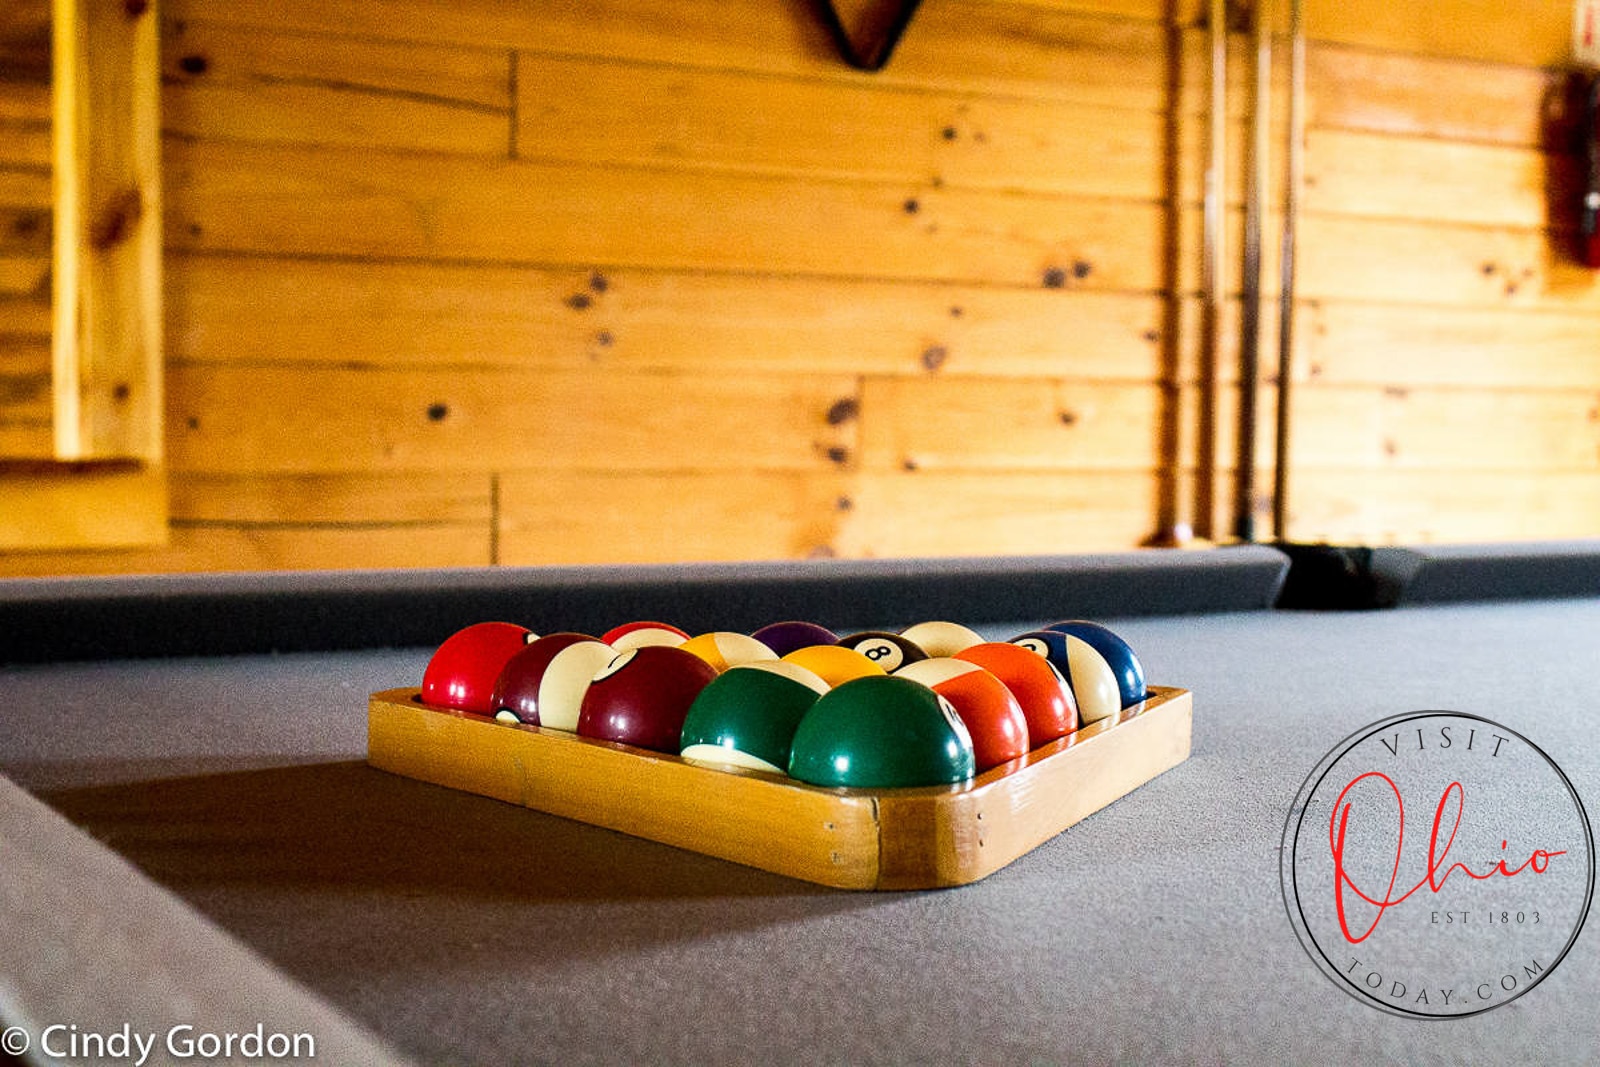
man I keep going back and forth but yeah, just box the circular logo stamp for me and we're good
[1281,711,1594,1018]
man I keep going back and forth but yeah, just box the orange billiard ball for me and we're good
[953,642,1078,748]
[896,657,1030,772]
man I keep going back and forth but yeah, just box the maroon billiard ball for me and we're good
[491,632,613,729]
[577,645,718,753]
[421,621,535,714]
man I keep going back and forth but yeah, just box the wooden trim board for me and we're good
[368,685,1193,890]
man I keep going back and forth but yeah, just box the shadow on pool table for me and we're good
[34,761,872,911]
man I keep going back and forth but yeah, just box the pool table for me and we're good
[2,544,1598,1065]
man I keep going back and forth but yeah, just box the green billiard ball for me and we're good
[788,675,976,789]
[679,661,829,774]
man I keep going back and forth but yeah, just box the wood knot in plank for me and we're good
[92,188,145,251]
[825,398,859,425]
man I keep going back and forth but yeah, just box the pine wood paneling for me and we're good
[163,140,1172,290]
[840,470,1165,557]
[165,366,859,474]
[165,255,1170,379]
[497,470,852,565]
[161,20,511,156]
[1301,302,1600,389]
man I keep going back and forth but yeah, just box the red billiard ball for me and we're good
[602,620,691,651]
[953,642,1078,748]
[491,632,615,730]
[577,645,718,753]
[421,621,534,714]
[896,657,1030,772]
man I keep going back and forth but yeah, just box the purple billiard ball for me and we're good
[751,621,840,657]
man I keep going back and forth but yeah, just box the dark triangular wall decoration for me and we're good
[820,0,923,71]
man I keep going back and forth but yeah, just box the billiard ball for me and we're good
[953,642,1078,747]
[1045,620,1148,708]
[1010,629,1120,725]
[780,644,887,687]
[679,661,829,774]
[899,620,985,657]
[421,621,535,714]
[678,631,779,673]
[895,658,1030,772]
[787,675,976,788]
[577,645,718,753]
[836,631,928,673]
[491,632,615,730]
[751,621,839,657]
[602,621,690,651]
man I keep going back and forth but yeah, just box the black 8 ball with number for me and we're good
[835,631,930,673]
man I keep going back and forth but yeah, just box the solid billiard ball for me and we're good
[895,658,1030,772]
[780,644,887,687]
[898,620,985,657]
[787,675,976,788]
[953,642,1078,747]
[491,632,615,730]
[602,621,691,651]
[678,631,779,673]
[751,621,839,657]
[421,621,535,714]
[1010,629,1120,725]
[836,631,928,673]
[1045,620,1148,708]
[679,661,829,774]
[577,645,718,753]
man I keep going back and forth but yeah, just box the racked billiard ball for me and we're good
[1010,629,1120,725]
[751,621,839,657]
[491,632,615,730]
[895,657,1030,772]
[899,620,985,657]
[1044,620,1147,708]
[954,642,1078,747]
[602,620,690,651]
[781,644,887,688]
[679,631,778,673]
[788,675,976,788]
[836,630,928,673]
[679,661,829,774]
[577,645,718,753]
[421,621,535,714]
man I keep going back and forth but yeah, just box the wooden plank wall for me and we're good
[1,0,1597,576]
[0,2,53,461]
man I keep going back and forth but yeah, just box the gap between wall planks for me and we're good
[7,0,1600,576]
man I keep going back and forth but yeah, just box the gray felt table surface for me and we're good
[3,598,1599,1065]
